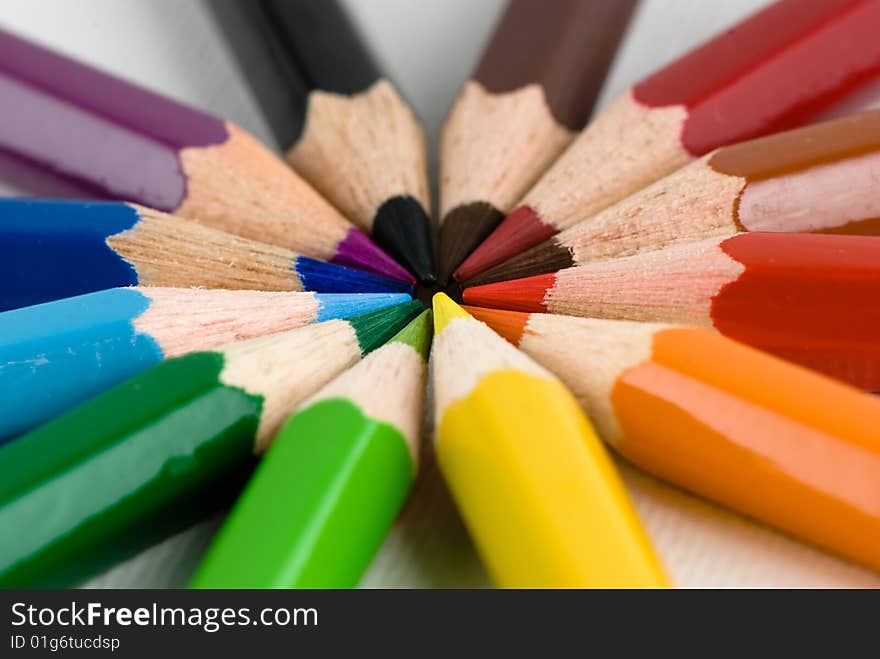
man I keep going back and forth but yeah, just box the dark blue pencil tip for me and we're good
[295,257,415,294]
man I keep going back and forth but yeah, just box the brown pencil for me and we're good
[436,0,636,282]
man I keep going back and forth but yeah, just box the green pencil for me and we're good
[191,309,433,588]
[0,300,423,588]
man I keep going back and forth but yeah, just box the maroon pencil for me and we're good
[436,0,637,282]
[0,28,412,283]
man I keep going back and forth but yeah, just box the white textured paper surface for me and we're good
[1,0,878,588]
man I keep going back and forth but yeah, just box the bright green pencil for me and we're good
[191,309,432,588]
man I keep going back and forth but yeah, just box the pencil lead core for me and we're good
[389,309,433,360]
[432,293,470,334]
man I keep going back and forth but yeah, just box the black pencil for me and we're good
[210,0,435,284]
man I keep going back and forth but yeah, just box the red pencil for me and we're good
[463,232,880,390]
[455,0,880,282]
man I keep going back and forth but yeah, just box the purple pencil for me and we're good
[0,29,413,283]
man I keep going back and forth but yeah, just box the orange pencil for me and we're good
[464,306,880,572]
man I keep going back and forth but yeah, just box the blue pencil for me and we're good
[0,199,412,311]
[0,286,410,442]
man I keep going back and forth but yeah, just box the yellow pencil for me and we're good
[430,293,668,588]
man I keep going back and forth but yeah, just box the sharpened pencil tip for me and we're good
[461,305,529,345]
[463,239,574,288]
[348,299,425,354]
[334,228,416,284]
[390,309,433,359]
[437,202,505,284]
[296,257,415,294]
[372,196,436,285]
[462,274,554,312]
[432,293,471,334]
[454,205,556,282]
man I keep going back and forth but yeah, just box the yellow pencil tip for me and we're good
[432,293,471,334]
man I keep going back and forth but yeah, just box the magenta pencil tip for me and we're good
[333,228,416,284]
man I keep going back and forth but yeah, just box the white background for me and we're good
[1,0,878,588]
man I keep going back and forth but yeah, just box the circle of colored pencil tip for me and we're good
[191,309,432,589]
[0,287,411,442]
[430,293,668,588]
[463,109,880,287]
[0,299,422,588]
[463,231,880,389]
[463,306,880,573]
[455,0,880,281]
[0,199,412,311]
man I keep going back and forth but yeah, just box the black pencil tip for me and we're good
[437,201,504,285]
[372,196,436,285]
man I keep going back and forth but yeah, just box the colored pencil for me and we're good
[463,307,880,571]
[191,310,432,588]
[209,0,433,283]
[0,199,411,311]
[430,294,667,588]
[436,0,636,282]
[455,0,880,281]
[0,287,410,442]
[0,300,423,587]
[463,109,880,285]
[463,232,880,389]
[0,27,412,283]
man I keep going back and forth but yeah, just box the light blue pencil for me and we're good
[0,287,410,442]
